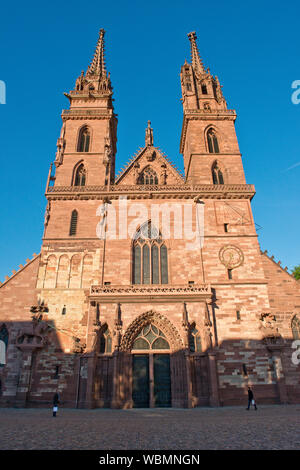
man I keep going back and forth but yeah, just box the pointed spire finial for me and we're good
[87,28,107,76]
[145,120,153,146]
[187,31,206,74]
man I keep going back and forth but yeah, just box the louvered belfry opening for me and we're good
[69,210,78,236]
[132,222,168,285]
[77,127,91,152]
[74,164,86,186]
[207,128,219,153]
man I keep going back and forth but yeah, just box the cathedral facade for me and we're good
[0,30,300,409]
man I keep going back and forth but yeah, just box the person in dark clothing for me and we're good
[247,387,257,410]
[52,392,60,417]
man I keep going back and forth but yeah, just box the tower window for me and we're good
[132,222,168,285]
[207,128,220,153]
[236,310,241,320]
[228,269,233,280]
[201,84,208,95]
[224,223,228,233]
[138,167,158,185]
[69,210,78,236]
[212,161,224,185]
[74,164,86,186]
[242,364,248,377]
[77,126,91,152]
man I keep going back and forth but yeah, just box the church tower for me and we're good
[52,29,117,188]
[180,32,245,185]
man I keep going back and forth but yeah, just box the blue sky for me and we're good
[0,0,299,281]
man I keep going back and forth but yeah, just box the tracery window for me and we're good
[132,222,168,285]
[292,316,300,340]
[69,209,78,236]
[138,167,158,185]
[132,324,170,350]
[0,325,8,367]
[99,326,112,353]
[212,161,224,185]
[189,327,202,353]
[207,128,220,153]
[74,164,86,186]
[77,126,91,152]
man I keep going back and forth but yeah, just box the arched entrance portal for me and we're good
[120,310,185,409]
[132,324,171,408]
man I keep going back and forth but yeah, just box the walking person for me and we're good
[52,391,60,417]
[247,386,257,410]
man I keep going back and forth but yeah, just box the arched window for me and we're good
[207,128,220,153]
[69,210,78,236]
[212,161,224,185]
[0,325,8,367]
[74,164,86,186]
[132,324,170,350]
[77,126,91,152]
[99,326,112,354]
[292,316,300,340]
[132,222,168,285]
[189,326,202,353]
[138,167,158,185]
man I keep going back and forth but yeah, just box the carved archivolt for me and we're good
[120,310,184,352]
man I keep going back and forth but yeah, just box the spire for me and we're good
[145,120,153,146]
[187,31,206,75]
[87,28,107,76]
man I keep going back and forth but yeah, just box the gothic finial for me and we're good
[87,28,107,76]
[145,120,153,146]
[187,31,206,74]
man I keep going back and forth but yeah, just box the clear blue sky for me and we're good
[0,0,299,281]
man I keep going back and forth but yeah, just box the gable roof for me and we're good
[115,145,185,185]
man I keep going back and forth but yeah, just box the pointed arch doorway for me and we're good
[131,324,171,408]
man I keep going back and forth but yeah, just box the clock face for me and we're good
[219,245,244,269]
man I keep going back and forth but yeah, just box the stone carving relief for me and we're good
[259,313,282,345]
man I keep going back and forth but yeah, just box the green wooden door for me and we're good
[132,355,150,408]
[154,354,171,407]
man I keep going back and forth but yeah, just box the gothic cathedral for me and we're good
[0,30,299,408]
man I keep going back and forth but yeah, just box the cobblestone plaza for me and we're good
[0,405,299,450]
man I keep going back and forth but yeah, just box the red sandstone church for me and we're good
[0,30,299,408]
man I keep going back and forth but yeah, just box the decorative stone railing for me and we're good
[62,109,112,117]
[47,183,255,195]
[185,109,236,116]
[90,284,212,301]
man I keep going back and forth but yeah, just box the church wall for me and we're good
[260,253,300,402]
[0,256,40,403]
